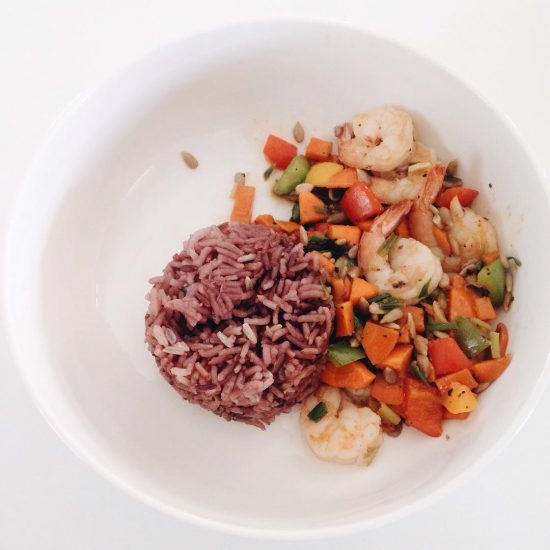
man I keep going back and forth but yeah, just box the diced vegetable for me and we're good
[305,137,333,162]
[335,301,354,337]
[327,341,366,366]
[350,277,379,304]
[471,355,511,383]
[474,296,496,321]
[441,382,478,414]
[496,322,509,356]
[371,375,404,405]
[489,331,500,359]
[230,185,255,224]
[455,316,490,358]
[323,168,360,189]
[311,251,335,276]
[482,250,500,265]
[428,337,473,376]
[263,134,297,169]
[321,360,375,388]
[398,325,411,344]
[378,403,401,425]
[309,222,329,236]
[433,225,452,256]
[299,191,328,224]
[470,317,491,333]
[361,322,399,365]
[379,344,414,376]
[395,219,410,238]
[444,410,470,420]
[272,155,310,195]
[410,362,429,384]
[274,220,300,233]
[254,214,275,227]
[340,182,383,223]
[403,377,444,437]
[448,285,476,320]
[477,259,505,306]
[426,322,458,332]
[307,402,328,422]
[435,368,478,392]
[305,162,344,186]
[436,188,479,208]
[356,219,374,232]
[326,224,361,245]
[290,202,300,222]
[399,306,425,333]
[377,233,399,256]
[331,276,351,304]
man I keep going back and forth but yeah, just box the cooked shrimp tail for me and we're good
[371,199,413,236]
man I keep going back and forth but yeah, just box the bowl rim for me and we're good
[3,15,550,540]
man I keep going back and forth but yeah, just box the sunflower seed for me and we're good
[407,312,417,339]
[385,322,400,330]
[321,251,333,259]
[439,273,450,289]
[500,252,510,268]
[334,125,343,137]
[299,225,308,246]
[414,335,428,357]
[335,238,347,246]
[380,307,403,324]
[432,301,448,324]
[503,291,513,311]
[295,183,314,194]
[369,302,384,315]
[408,161,432,174]
[447,159,458,176]
[293,121,305,143]
[349,337,360,348]
[347,265,360,279]
[416,353,430,376]
[181,151,199,169]
[383,367,397,384]
[433,330,450,339]
[244,276,253,291]
[234,172,246,185]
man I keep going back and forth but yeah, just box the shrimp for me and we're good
[358,200,442,304]
[441,196,499,261]
[300,385,383,466]
[338,107,414,171]
[409,163,446,256]
[368,172,425,204]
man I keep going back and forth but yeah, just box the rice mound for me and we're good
[145,222,334,428]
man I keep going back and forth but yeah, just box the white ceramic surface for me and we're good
[3,19,550,539]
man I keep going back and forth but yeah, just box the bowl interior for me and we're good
[4,20,550,537]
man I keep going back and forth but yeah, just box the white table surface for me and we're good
[1,1,549,548]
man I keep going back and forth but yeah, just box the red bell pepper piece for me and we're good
[403,377,444,437]
[436,188,479,208]
[428,337,473,376]
[340,182,383,223]
[263,134,298,169]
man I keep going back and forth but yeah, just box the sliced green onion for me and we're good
[263,164,275,180]
[307,402,328,422]
[377,232,399,256]
[470,317,492,333]
[328,341,366,366]
[507,256,522,267]
[369,293,392,303]
[368,292,403,311]
[290,202,300,223]
[353,314,363,331]
[426,322,458,332]
[378,403,401,426]
[419,279,431,299]
[410,362,429,385]
[489,331,501,359]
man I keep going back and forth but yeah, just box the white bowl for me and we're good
[3,18,550,539]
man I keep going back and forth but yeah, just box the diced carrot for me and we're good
[444,410,470,420]
[299,191,328,225]
[398,325,411,344]
[403,377,444,437]
[436,188,479,208]
[254,214,275,227]
[326,224,361,245]
[371,375,404,405]
[312,251,335,276]
[428,337,473,376]
[482,250,500,265]
[474,296,496,321]
[422,302,435,317]
[361,322,399,365]
[274,220,300,233]
[379,344,414,376]
[435,368,478,392]
[395,218,410,238]
[331,277,351,304]
[450,274,466,287]
[448,285,476,320]
[356,219,374,232]
[433,225,452,256]
[427,363,436,383]
[323,168,360,189]
[230,185,255,224]
[349,277,379,305]
[398,305,425,333]
[321,360,376,389]
[471,355,511,383]
[496,322,509,355]
[335,301,354,337]
[305,137,333,162]
[263,134,297,169]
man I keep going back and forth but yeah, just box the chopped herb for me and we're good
[328,341,366,366]
[369,293,392,303]
[290,202,300,223]
[410,362,429,385]
[507,256,522,267]
[353,314,363,330]
[426,322,458,332]
[444,174,463,184]
[263,164,275,180]
[377,232,399,256]
[304,236,347,258]
[368,292,403,311]
[307,402,328,422]
[419,279,431,299]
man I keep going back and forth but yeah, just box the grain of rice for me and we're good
[381,307,403,324]
[433,330,450,339]
[299,225,308,246]
[217,331,234,348]
[407,312,417,339]
[237,253,256,263]
[293,121,305,143]
[181,151,199,169]
[163,341,190,355]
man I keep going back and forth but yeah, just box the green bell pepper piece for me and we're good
[455,316,490,358]
[477,259,505,306]
[272,155,309,195]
